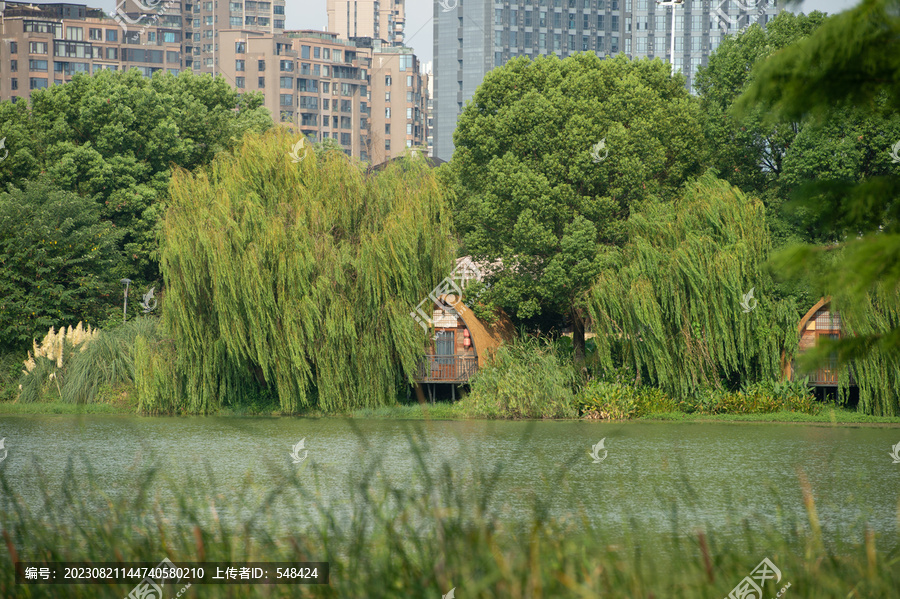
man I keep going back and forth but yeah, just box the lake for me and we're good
[2,415,899,553]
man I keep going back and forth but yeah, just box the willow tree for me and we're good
[587,174,799,399]
[735,0,900,415]
[156,131,453,413]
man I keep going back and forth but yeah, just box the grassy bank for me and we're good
[0,400,134,415]
[1,439,898,598]
[3,398,900,425]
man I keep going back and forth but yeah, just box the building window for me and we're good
[235,77,245,88]
[89,28,102,41]
[106,29,118,42]
[235,41,246,53]
[280,93,293,106]
[280,60,293,71]
[280,76,292,88]
[66,27,84,41]
[258,76,266,88]
[385,75,392,86]
[385,124,391,134]
[385,107,391,118]
[30,77,48,90]
[385,91,391,102]
[301,45,310,59]
[29,42,48,54]
[236,59,245,71]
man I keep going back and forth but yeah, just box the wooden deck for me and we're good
[414,354,478,383]
[790,361,856,387]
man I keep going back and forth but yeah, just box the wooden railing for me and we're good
[791,361,855,386]
[414,355,478,383]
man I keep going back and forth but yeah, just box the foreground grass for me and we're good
[1,436,898,598]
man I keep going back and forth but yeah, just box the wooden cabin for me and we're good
[783,297,854,386]
[412,258,514,399]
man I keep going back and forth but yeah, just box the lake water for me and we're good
[2,415,899,552]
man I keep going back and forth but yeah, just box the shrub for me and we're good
[16,318,163,404]
[461,337,576,419]
[676,380,821,416]
[576,380,677,419]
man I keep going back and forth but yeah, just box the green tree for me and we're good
[157,130,454,414]
[450,53,704,362]
[0,69,272,284]
[737,0,900,414]
[0,179,123,351]
[695,11,827,246]
[587,174,799,399]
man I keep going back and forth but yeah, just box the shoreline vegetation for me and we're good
[2,321,895,424]
[2,399,899,426]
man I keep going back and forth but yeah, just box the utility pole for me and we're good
[656,0,684,77]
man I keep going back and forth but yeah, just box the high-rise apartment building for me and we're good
[0,1,184,101]
[0,1,427,165]
[327,0,406,46]
[433,0,780,161]
[366,43,427,163]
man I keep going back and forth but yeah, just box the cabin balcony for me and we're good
[414,354,478,383]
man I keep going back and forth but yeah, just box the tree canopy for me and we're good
[450,53,704,360]
[0,69,272,284]
[154,131,454,413]
[0,179,122,351]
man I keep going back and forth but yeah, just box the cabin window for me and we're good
[435,331,455,356]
